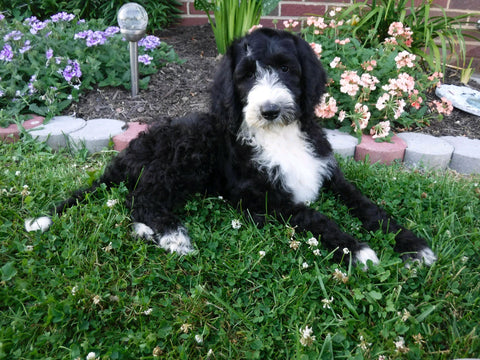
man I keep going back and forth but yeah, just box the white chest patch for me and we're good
[240,122,333,204]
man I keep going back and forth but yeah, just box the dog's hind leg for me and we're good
[325,167,436,266]
[128,193,194,255]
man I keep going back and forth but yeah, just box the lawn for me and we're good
[1,136,479,359]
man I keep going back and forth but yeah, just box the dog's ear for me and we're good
[210,42,243,133]
[294,36,327,120]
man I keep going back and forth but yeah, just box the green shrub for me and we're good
[0,0,181,32]
[0,12,178,127]
[339,0,479,73]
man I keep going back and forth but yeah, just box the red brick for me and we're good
[280,4,326,17]
[448,0,480,11]
[355,135,406,165]
[0,115,44,143]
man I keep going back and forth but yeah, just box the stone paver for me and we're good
[354,134,407,165]
[69,118,125,153]
[29,115,86,150]
[325,129,358,158]
[441,136,480,174]
[397,132,454,170]
[3,115,480,174]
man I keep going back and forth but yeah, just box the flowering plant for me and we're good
[0,12,178,127]
[296,8,452,140]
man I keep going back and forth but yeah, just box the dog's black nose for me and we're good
[261,103,280,120]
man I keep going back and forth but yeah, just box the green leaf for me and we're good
[2,261,17,281]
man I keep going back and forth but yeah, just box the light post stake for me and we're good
[117,2,148,97]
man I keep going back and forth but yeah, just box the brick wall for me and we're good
[178,0,480,70]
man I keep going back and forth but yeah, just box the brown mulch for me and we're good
[65,24,480,140]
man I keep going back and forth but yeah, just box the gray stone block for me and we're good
[441,136,480,174]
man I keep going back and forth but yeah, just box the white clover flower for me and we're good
[461,256,468,263]
[357,335,372,350]
[102,242,113,252]
[21,185,30,196]
[71,285,78,296]
[207,349,214,357]
[289,240,300,250]
[332,268,348,283]
[394,337,410,353]
[180,323,193,333]
[322,297,333,309]
[259,250,266,258]
[302,262,309,269]
[231,219,242,229]
[92,295,101,305]
[313,249,321,256]
[143,308,153,315]
[24,245,34,252]
[343,247,350,254]
[86,352,97,360]
[106,199,118,208]
[398,309,410,322]
[15,170,21,176]
[307,237,318,247]
[195,334,203,344]
[299,325,316,346]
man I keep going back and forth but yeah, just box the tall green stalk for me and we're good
[194,0,262,54]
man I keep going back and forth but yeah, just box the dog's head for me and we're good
[211,28,327,133]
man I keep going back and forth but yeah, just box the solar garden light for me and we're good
[117,2,148,97]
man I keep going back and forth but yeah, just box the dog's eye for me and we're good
[281,65,289,73]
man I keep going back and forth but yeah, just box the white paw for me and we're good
[132,222,154,240]
[25,216,52,232]
[417,247,437,265]
[355,246,380,268]
[156,227,194,255]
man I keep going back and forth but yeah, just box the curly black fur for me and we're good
[26,28,435,266]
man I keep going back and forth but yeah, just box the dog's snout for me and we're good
[261,103,281,120]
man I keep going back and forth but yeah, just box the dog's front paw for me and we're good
[354,245,380,268]
[404,247,437,267]
[156,227,194,255]
[25,216,52,232]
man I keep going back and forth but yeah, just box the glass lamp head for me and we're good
[117,2,148,42]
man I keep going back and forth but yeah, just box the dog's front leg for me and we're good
[284,204,380,266]
[325,167,436,265]
[128,192,194,255]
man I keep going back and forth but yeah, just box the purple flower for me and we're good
[104,26,120,37]
[0,13,5,21]
[51,12,75,22]
[28,74,37,94]
[46,48,53,60]
[74,30,91,40]
[139,35,162,51]
[0,44,13,62]
[19,40,31,54]
[86,31,107,47]
[29,20,49,35]
[4,30,23,42]
[138,54,153,65]
[62,59,82,82]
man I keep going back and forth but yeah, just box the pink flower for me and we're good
[359,73,379,91]
[340,70,361,96]
[376,93,390,111]
[395,51,416,69]
[310,43,323,58]
[383,73,415,96]
[338,110,346,122]
[409,89,423,109]
[394,99,406,119]
[370,121,391,139]
[248,24,263,33]
[335,38,351,45]
[283,19,299,29]
[353,103,370,131]
[330,56,341,69]
[361,60,377,72]
[315,94,338,118]
[431,97,453,115]
[387,22,413,47]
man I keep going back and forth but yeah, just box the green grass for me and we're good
[1,137,479,359]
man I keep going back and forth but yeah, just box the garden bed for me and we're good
[65,24,480,140]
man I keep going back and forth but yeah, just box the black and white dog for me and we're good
[26,28,436,266]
